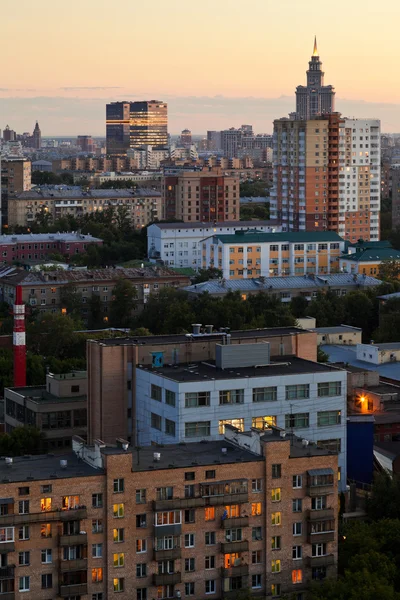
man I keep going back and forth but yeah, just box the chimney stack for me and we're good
[13,285,26,387]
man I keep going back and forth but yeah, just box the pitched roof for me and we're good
[213,231,344,244]
[340,247,400,262]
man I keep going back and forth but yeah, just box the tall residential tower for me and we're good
[295,37,335,120]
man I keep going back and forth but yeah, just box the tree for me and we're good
[366,472,400,521]
[88,294,104,329]
[379,259,400,281]
[110,278,138,327]
[191,268,223,285]
[290,296,308,319]
[59,283,83,318]
[317,347,329,362]
[27,313,85,360]
[343,291,374,333]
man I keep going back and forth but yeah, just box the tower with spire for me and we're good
[295,37,335,119]
[32,121,41,149]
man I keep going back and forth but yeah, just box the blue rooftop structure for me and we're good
[321,344,400,381]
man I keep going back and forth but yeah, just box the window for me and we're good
[205,556,215,569]
[41,497,52,512]
[114,578,124,592]
[136,539,147,553]
[41,574,52,589]
[136,563,147,577]
[218,418,244,434]
[166,390,176,407]
[205,507,215,521]
[271,536,281,550]
[41,484,52,494]
[252,550,262,564]
[225,528,242,542]
[18,500,29,514]
[205,470,216,479]
[271,512,281,526]
[252,415,276,430]
[113,552,125,567]
[293,475,303,489]
[151,384,162,401]
[19,525,30,540]
[185,533,195,547]
[19,551,30,566]
[252,526,262,541]
[19,576,30,592]
[40,523,51,538]
[286,384,309,400]
[18,487,29,496]
[312,496,327,511]
[185,472,195,481]
[219,389,244,404]
[205,532,215,545]
[92,519,103,534]
[113,504,124,518]
[185,391,210,407]
[113,528,124,543]
[185,582,195,596]
[137,589,147,600]
[312,566,327,581]
[292,569,303,584]
[272,559,281,573]
[185,484,195,498]
[92,568,103,583]
[253,387,277,402]
[251,502,262,516]
[92,543,102,558]
[252,479,262,492]
[136,514,147,528]
[205,580,216,594]
[156,487,173,501]
[292,499,302,513]
[41,549,52,563]
[292,545,302,560]
[113,478,124,493]
[317,439,341,453]
[317,410,341,426]
[165,419,176,436]
[293,522,302,536]
[92,493,103,508]
[185,422,210,438]
[272,464,281,478]
[184,509,195,523]
[271,583,281,597]
[224,505,239,518]
[252,574,262,589]
[312,543,327,557]
[136,489,146,504]
[151,413,162,430]
[185,558,195,572]
[285,413,310,429]
[271,488,281,502]
[318,382,342,397]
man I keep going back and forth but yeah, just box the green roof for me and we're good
[340,248,400,262]
[213,230,344,244]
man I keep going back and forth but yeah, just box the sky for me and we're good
[2,0,400,135]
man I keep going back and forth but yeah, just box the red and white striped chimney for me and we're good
[13,285,26,387]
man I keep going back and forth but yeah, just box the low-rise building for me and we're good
[184,273,381,300]
[0,232,102,264]
[4,372,87,451]
[339,239,400,276]
[131,188,162,229]
[0,266,190,318]
[147,221,281,269]
[312,326,362,346]
[357,342,400,365]
[201,231,346,279]
[0,428,338,600]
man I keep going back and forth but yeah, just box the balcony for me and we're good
[0,507,87,526]
[308,530,335,544]
[153,547,181,561]
[203,493,248,507]
[0,543,14,554]
[308,509,335,521]
[308,484,335,497]
[60,558,87,572]
[221,565,249,577]
[221,517,249,529]
[221,540,249,554]
[153,497,205,511]
[306,554,335,567]
[0,566,14,580]
[153,573,182,586]
[59,533,88,546]
[59,583,88,597]
[0,593,14,600]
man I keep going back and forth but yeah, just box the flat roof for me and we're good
[374,441,400,459]
[321,345,400,381]
[91,326,313,347]
[313,326,361,334]
[378,292,400,301]
[372,342,400,351]
[137,356,342,383]
[213,231,344,244]
[0,453,101,483]
[151,220,278,231]
[0,232,102,243]
[5,386,86,405]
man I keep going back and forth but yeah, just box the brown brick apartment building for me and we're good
[87,326,318,444]
[0,427,338,599]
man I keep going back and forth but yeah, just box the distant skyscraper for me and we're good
[77,135,95,153]
[32,121,41,149]
[106,101,168,155]
[295,37,335,119]
[3,125,16,142]
[180,129,192,147]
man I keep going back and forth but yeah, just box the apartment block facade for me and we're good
[162,170,239,222]
[200,230,345,280]
[270,114,380,243]
[147,221,281,269]
[0,232,102,264]
[0,430,339,600]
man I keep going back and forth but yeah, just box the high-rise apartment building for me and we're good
[162,170,239,222]
[270,114,380,242]
[391,165,400,228]
[77,135,94,153]
[295,38,335,120]
[180,129,192,147]
[106,101,168,155]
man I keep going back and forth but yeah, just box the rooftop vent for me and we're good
[302,439,309,447]
[279,431,286,438]
[153,452,161,462]
[60,460,68,469]
[221,447,228,454]
[5,457,12,467]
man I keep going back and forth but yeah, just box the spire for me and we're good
[313,35,318,57]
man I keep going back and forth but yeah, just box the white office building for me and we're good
[147,221,282,268]
[135,342,347,490]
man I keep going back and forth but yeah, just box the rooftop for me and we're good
[321,345,400,381]
[341,247,400,262]
[374,441,400,459]
[0,452,101,483]
[212,231,344,244]
[368,342,400,351]
[313,325,362,335]
[137,356,342,383]
[378,292,400,301]
[16,186,143,200]
[0,232,102,243]
[5,385,86,405]
[184,274,381,295]
[91,326,313,347]
[150,220,278,231]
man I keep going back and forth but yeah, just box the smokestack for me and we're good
[13,285,26,387]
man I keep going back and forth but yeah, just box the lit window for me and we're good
[292,569,302,584]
